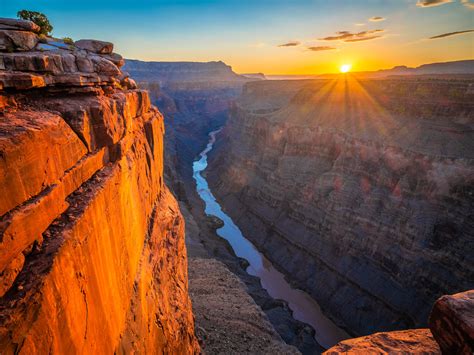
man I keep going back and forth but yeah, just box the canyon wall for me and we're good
[124,60,251,198]
[207,77,474,336]
[0,19,198,353]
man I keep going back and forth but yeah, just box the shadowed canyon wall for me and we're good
[0,19,198,354]
[207,77,474,336]
[123,60,251,198]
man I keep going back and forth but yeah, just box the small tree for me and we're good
[17,10,53,36]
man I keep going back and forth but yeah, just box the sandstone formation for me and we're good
[0,18,198,353]
[207,77,474,337]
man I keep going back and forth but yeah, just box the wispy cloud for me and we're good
[250,42,266,48]
[319,29,384,42]
[369,16,385,21]
[429,29,474,39]
[461,0,474,9]
[307,46,336,51]
[355,23,366,26]
[278,41,300,47]
[416,0,452,7]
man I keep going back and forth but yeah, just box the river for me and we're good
[193,129,349,349]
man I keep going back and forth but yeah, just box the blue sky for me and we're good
[2,0,473,73]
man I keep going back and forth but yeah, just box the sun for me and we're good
[340,64,352,73]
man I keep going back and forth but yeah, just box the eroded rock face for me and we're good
[207,78,474,336]
[0,18,198,354]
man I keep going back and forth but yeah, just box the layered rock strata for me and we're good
[0,18,198,353]
[207,77,474,336]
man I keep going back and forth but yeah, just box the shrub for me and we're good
[17,10,53,36]
[62,37,74,45]
[38,34,48,43]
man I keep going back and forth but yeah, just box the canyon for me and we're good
[206,76,474,339]
[125,60,325,352]
[1,15,473,354]
[126,57,474,353]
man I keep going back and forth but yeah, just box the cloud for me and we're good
[307,46,336,51]
[319,29,384,42]
[369,16,385,21]
[345,35,382,42]
[461,0,474,9]
[355,23,365,26]
[416,0,452,7]
[429,29,474,39]
[278,41,300,47]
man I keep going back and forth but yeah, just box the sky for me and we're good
[2,0,473,74]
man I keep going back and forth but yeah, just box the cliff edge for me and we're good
[0,18,198,353]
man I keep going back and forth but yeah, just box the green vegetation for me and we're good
[62,37,74,45]
[17,10,53,36]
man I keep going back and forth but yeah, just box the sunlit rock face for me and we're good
[207,77,474,336]
[0,18,198,354]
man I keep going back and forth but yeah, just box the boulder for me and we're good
[324,329,440,354]
[429,290,474,354]
[0,18,40,33]
[102,52,125,67]
[90,55,121,75]
[0,29,38,51]
[75,39,113,54]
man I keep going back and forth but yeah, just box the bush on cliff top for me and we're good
[17,10,53,36]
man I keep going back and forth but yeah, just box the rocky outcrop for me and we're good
[0,18,198,353]
[325,290,474,353]
[429,290,474,354]
[207,77,474,337]
[324,329,440,354]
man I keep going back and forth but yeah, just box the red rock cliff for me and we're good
[0,18,199,353]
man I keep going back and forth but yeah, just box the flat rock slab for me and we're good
[0,18,40,33]
[429,290,474,354]
[0,29,38,51]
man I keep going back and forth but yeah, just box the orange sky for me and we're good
[5,0,474,74]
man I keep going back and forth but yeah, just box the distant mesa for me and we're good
[123,59,250,83]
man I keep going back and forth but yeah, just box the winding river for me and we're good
[193,129,349,349]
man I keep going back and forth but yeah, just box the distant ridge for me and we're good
[375,59,474,76]
[123,59,249,83]
[265,60,474,80]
